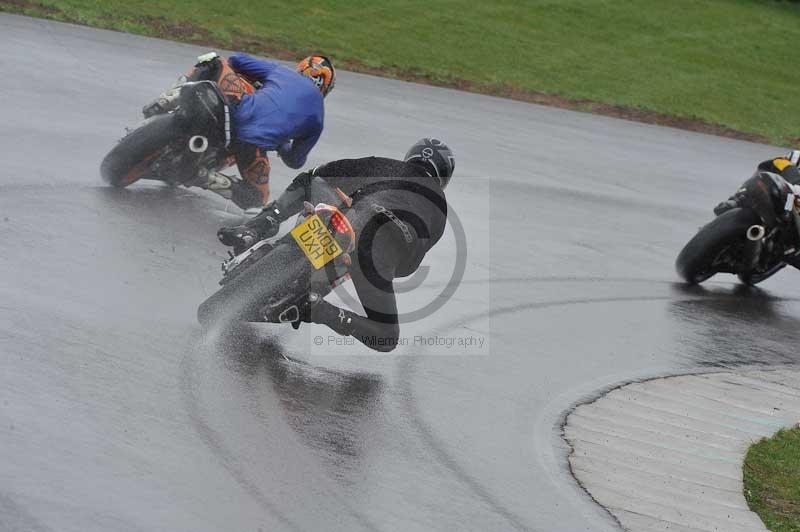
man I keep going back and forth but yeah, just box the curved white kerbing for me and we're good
[564,370,800,532]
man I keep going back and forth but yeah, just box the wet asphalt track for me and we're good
[2,13,800,532]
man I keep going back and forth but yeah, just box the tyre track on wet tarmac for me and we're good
[398,291,677,532]
[5,158,798,531]
[179,276,800,532]
[179,346,305,532]
[243,358,386,532]
[180,282,672,531]
[179,281,674,532]
[396,278,800,532]
[6,12,797,531]
[179,334,385,532]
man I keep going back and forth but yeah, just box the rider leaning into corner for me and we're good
[757,150,800,184]
[715,149,800,216]
[217,138,455,352]
[147,53,335,210]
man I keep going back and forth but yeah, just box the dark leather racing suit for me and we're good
[274,157,448,351]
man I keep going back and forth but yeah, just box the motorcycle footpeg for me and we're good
[260,300,297,324]
[277,305,300,324]
[219,239,275,283]
[262,292,320,325]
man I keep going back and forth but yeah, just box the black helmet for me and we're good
[404,138,455,189]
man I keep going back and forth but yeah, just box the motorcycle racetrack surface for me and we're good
[2,13,800,532]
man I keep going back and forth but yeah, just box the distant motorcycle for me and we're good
[676,171,800,285]
[100,53,253,189]
[197,182,356,330]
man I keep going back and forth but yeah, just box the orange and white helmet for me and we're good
[296,55,336,97]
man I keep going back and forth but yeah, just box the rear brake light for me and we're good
[330,211,349,234]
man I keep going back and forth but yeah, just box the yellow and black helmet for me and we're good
[296,55,336,97]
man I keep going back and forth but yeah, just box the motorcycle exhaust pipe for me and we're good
[189,135,208,153]
[742,225,765,272]
[746,225,766,241]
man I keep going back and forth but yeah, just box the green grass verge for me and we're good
[744,427,800,531]
[2,0,799,144]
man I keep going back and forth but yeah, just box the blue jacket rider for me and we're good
[183,53,335,209]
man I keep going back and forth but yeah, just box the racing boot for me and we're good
[713,198,738,216]
[203,172,265,211]
[217,202,284,254]
[216,225,259,255]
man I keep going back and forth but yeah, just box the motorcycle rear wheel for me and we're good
[675,208,759,284]
[100,113,179,187]
[197,240,310,329]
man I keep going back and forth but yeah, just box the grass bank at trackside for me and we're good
[744,427,800,532]
[2,0,799,145]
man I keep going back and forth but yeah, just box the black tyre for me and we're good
[100,114,179,187]
[197,241,310,329]
[675,208,760,284]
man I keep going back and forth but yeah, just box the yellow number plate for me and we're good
[290,214,343,270]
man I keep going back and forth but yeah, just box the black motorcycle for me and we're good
[197,184,355,330]
[100,54,251,189]
[676,171,800,285]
